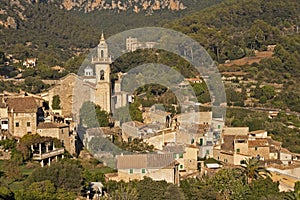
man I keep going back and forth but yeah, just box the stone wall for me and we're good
[9,112,37,138]
[117,168,175,184]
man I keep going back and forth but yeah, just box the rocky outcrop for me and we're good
[0,0,187,29]
[60,0,187,13]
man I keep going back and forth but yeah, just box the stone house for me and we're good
[111,153,179,185]
[6,96,40,138]
[37,122,76,155]
[163,143,199,174]
[121,121,146,140]
[0,95,77,155]
[213,127,294,166]
[143,128,177,150]
[175,111,212,130]
[125,37,157,52]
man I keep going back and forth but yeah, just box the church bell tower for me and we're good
[92,33,112,113]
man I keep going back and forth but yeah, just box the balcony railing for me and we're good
[32,148,64,160]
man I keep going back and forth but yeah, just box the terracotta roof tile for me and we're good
[163,144,185,154]
[267,138,282,147]
[37,122,69,129]
[6,97,38,113]
[248,138,269,147]
[117,153,174,169]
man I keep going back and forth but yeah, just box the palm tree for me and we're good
[240,158,271,184]
[284,181,300,200]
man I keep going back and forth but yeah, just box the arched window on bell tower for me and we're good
[100,70,105,80]
[101,50,104,58]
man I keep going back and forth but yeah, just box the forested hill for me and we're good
[164,0,300,113]
[166,0,300,63]
[0,0,223,66]
[0,0,299,71]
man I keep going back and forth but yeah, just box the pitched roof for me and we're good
[249,130,267,135]
[116,153,174,169]
[37,122,69,129]
[6,97,38,113]
[235,135,248,140]
[267,138,282,147]
[163,144,185,154]
[248,138,269,147]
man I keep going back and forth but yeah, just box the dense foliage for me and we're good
[79,101,110,127]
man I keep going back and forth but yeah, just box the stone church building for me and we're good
[40,33,128,120]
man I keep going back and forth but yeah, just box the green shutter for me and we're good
[142,169,146,174]
[129,169,133,174]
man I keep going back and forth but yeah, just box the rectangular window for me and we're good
[27,122,30,127]
[237,148,240,153]
[129,169,133,174]
[255,147,258,151]
[218,124,221,129]
[141,169,146,174]
[199,138,203,146]
[180,164,183,169]
[179,154,183,158]
[15,122,19,127]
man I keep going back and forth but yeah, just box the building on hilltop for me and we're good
[125,37,157,52]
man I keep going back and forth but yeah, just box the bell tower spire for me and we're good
[100,31,105,41]
[91,32,112,114]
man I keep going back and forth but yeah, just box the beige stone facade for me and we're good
[145,130,177,150]
[5,97,39,138]
[46,73,95,117]
[41,33,112,119]
[37,122,76,155]
[111,153,179,185]
[117,168,176,183]
[214,128,289,166]
[9,112,37,138]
